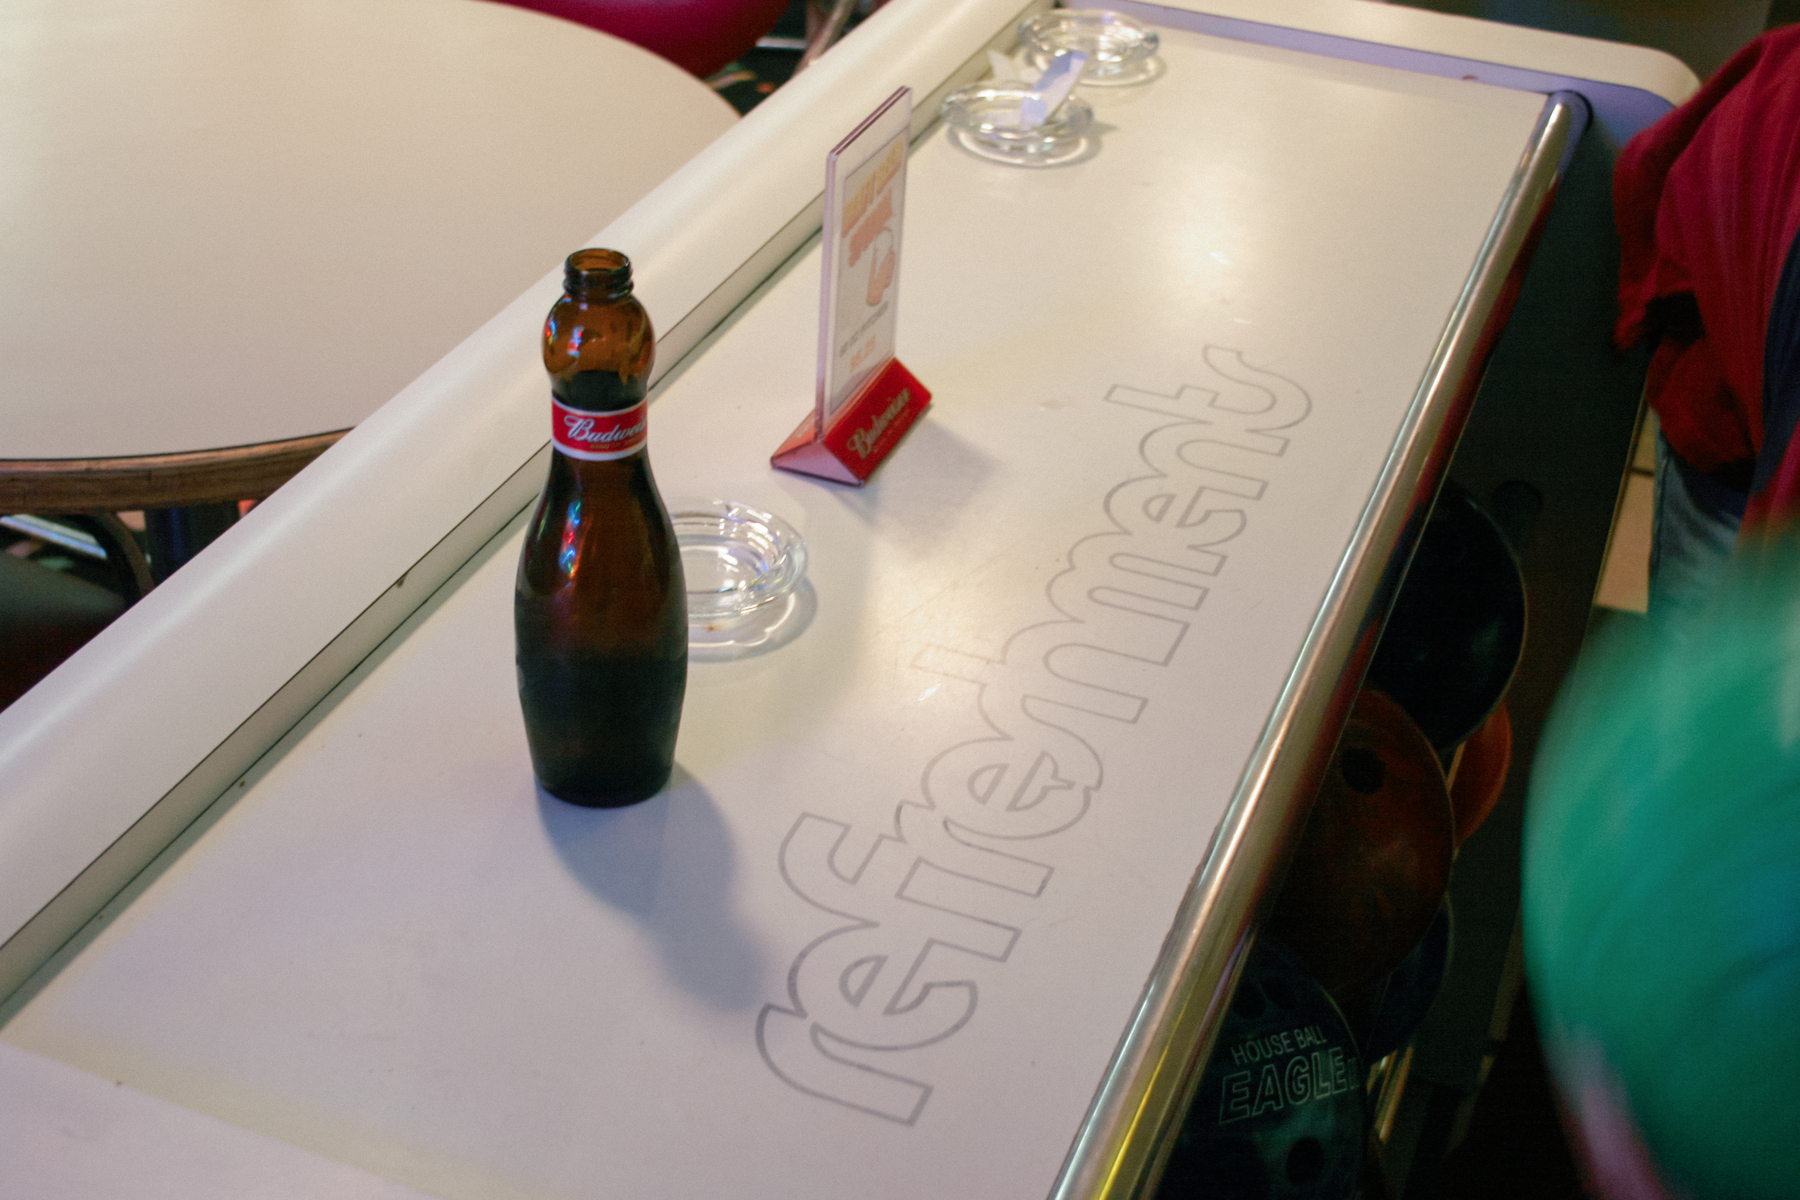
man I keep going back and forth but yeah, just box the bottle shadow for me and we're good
[536,766,764,1012]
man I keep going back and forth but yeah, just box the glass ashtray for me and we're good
[1019,9,1162,85]
[669,498,807,620]
[942,82,1094,167]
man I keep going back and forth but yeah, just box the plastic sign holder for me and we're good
[773,87,931,485]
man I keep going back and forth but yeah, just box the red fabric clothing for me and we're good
[1615,27,1800,506]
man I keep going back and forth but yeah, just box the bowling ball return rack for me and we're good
[1337,128,1655,1191]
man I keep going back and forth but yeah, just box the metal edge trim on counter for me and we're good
[1108,0,1683,150]
[0,0,1050,1007]
[0,450,549,1006]
[1050,91,1589,1200]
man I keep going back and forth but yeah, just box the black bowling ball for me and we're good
[1368,482,1526,753]
[1362,899,1454,1064]
[1157,938,1364,1200]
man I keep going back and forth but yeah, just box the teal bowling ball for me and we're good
[1525,544,1800,1200]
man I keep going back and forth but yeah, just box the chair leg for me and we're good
[799,0,856,70]
[58,512,155,603]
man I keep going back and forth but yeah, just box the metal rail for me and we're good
[1050,89,1591,1200]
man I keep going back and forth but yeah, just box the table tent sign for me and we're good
[773,87,931,484]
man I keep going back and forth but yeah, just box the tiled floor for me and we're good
[1593,411,1657,614]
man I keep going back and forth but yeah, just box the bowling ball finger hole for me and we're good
[1263,977,1297,1011]
[1232,983,1266,1020]
[1340,746,1387,794]
[1287,1137,1326,1185]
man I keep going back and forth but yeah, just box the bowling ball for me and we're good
[1268,689,1456,996]
[1360,899,1453,1064]
[1448,701,1511,845]
[503,0,794,78]
[1368,481,1526,753]
[1526,542,1800,1200]
[1158,938,1364,1200]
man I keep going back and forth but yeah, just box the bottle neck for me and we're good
[551,370,648,413]
[565,282,633,303]
[564,248,633,302]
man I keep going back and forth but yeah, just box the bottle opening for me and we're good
[565,248,632,297]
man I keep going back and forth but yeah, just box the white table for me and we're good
[0,2,1691,1197]
[0,0,737,511]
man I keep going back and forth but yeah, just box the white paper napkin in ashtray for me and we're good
[984,48,1088,129]
[1019,50,1087,127]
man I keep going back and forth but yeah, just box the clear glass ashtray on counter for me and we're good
[941,82,1095,167]
[670,498,807,621]
[1018,9,1162,85]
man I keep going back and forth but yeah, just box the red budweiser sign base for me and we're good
[771,358,931,485]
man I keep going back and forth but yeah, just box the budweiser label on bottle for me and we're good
[514,249,687,807]
[551,396,649,460]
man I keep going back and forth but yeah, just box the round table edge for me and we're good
[0,431,350,512]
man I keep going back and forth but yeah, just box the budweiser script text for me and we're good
[847,389,913,460]
[758,347,1313,1124]
[552,397,648,461]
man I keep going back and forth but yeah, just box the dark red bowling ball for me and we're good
[1157,938,1365,1200]
[1449,701,1511,846]
[1268,688,1456,997]
[503,0,794,78]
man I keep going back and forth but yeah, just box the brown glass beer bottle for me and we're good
[515,249,687,806]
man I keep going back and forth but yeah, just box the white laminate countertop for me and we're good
[5,22,1552,1199]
